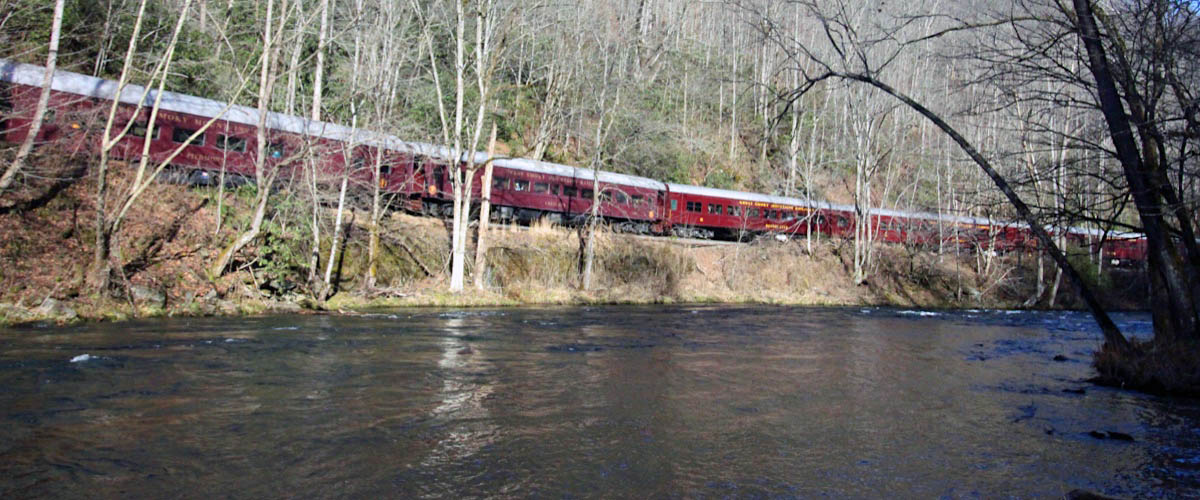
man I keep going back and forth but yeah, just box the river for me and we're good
[0,306,1196,497]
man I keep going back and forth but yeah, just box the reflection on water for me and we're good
[423,316,497,468]
[0,306,1196,498]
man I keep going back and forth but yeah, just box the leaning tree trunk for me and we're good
[209,0,281,279]
[834,71,1134,353]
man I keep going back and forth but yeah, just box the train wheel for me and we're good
[187,170,214,186]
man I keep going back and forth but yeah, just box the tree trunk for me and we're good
[447,0,468,293]
[210,0,281,279]
[1072,0,1199,342]
[0,0,65,194]
[311,0,330,122]
[581,172,601,291]
[322,169,349,296]
[89,0,151,292]
[366,149,383,289]
[474,124,497,289]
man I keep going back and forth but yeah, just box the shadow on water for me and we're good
[0,306,1196,497]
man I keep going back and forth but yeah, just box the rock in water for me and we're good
[1105,431,1134,441]
[1064,489,1124,500]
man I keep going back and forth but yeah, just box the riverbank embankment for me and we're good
[0,164,1148,326]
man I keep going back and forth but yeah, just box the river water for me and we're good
[0,306,1197,498]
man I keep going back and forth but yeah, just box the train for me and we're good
[0,59,1149,266]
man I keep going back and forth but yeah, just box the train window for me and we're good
[670,199,678,211]
[129,121,159,139]
[380,164,391,175]
[563,186,577,197]
[599,191,612,202]
[615,192,627,204]
[582,189,593,200]
[268,142,286,158]
[216,134,247,153]
[44,109,56,122]
[685,201,698,212]
[514,179,529,191]
[533,182,549,193]
[172,127,205,146]
[550,184,560,196]
[727,206,738,217]
[492,176,508,190]
[414,155,428,167]
[632,195,645,206]
[837,217,848,228]
[817,215,826,225]
[0,82,11,112]
[748,208,759,218]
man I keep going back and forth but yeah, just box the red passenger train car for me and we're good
[0,59,1150,266]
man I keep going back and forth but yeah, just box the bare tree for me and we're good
[0,0,64,195]
[90,0,256,291]
[1072,0,1200,343]
[730,0,1134,350]
[580,32,625,292]
[413,0,512,293]
[210,0,291,279]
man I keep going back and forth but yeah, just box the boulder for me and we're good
[130,285,167,308]
[36,298,77,321]
[273,301,302,313]
[0,303,35,322]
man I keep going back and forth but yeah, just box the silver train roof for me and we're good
[0,58,416,151]
[495,157,665,190]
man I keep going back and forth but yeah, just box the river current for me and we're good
[0,306,1197,498]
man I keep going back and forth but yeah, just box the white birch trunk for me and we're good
[0,0,65,194]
